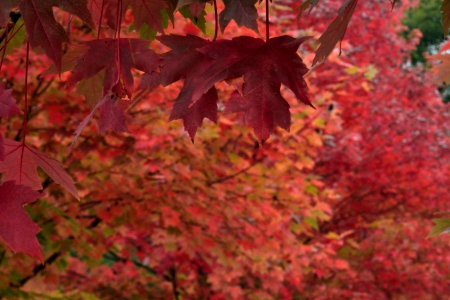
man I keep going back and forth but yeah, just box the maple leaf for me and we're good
[0,139,79,199]
[441,0,450,37]
[0,181,43,262]
[137,34,213,119]
[67,38,159,98]
[145,35,311,140]
[0,83,22,119]
[296,0,320,18]
[225,68,290,141]
[427,218,450,238]
[19,0,95,71]
[140,35,309,141]
[0,0,19,25]
[312,0,358,66]
[171,86,218,140]
[102,0,167,33]
[194,35,310,105]
[188,2,205,19]
[155,34,212,84]
[71,94,130,150]
[219,0,259,33]
[430,53,450,85]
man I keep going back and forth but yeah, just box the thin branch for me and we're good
[213,0,218,41]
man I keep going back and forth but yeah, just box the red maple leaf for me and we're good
[176,86,218,140]
[138,34,213,89]
[101,0,167,33]
[219,0,259,33]
[140,34,310,141]
[19,0,95,71]
[0,139,79,199]
[224,68,290,141]
[70,94,130,150]
[67,38,160,98]
[195,35,311,105]
[0,181,44,262]
[138,34,217,139]
[0,83,22,119]
[0,0,19,25]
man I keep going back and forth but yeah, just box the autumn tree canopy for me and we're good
[1,0,450,298]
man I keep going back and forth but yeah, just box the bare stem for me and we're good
[213,0,218,41]
[116,0,122,87]
[22,41,30,144]
[0,23,24,53]
[98,0,106,39]
[0,22,8,72]
[266,0,270,41]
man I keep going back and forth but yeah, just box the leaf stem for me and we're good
[22,41,30,144]
[213,0,218,41]
[266,0,269,41]
[98,0,106,39]
[0,23,24,53]
[0,22,8,72]
[116,0,122,88]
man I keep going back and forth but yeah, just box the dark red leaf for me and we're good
[98,96,130,134]
[189,2,205,19]
[196,35,310,105]
[0,83,22,119]
[0,0,19,25]
[67,38,160,98]
[225,67,290,142]
[0,181,43,262]
[103,0,167,33]
[145,35,309,141]
[129,0,168,33]
[171,86,218,140]
[156,34,212,85]
[19,0,95,71]
[219,0,259,33]
[71,94,130,149]
[0,139,79,199]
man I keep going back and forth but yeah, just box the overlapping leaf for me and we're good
[19,0,95,71]
[100,0,167,33]
[0,83,22,119]
[0,0,19,25]
[0,181,43,262]
[67,38,159,98]
[70,94,130,150]
[138,34,215,137]
[225,68,290,141]
[312,0,358,66]
[0,139,79,199]
[139,34,310,141]
[180,86,218,140]
[219,0,259,33]
[441,0,450,37]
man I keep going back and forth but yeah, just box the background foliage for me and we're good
[1,0,450,299]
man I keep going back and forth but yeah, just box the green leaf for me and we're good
[0,18,25,56]
[179,5,206,33]
[427,218,450,238]
[304,216,319,230]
